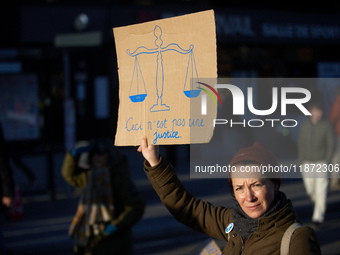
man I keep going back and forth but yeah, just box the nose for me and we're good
[245,187,256,202]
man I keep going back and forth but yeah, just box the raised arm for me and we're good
[137,137,230,241]
[137,136,160,167]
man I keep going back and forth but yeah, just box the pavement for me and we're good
[3,146,340,255]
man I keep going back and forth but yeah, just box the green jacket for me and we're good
[62,152,145,254]
[298,118,335,164]
[144,157,321,255]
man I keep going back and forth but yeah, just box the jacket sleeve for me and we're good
[111,158,145,231]
[61,152,88,188]
[290,226,321,255]
[144,156,230,241]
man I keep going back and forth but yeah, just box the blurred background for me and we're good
[1,1,340,254]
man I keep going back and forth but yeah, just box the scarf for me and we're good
[69,167,114,246]
[232,191,287,239]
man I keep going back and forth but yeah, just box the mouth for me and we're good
[246,204,261,211]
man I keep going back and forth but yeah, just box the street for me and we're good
[3,147,340,255]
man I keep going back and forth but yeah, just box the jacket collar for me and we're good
[257,200,297,231]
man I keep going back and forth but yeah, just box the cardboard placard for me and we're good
[113,10,217,145]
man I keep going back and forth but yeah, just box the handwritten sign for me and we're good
[113,10,217,145]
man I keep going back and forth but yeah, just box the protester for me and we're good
[298,99,335,229]
[0,122,14,255]
[138,137,321,254]
[62,137,145,255]
[329,86,340,190]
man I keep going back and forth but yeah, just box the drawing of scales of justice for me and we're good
[127,25,202,112]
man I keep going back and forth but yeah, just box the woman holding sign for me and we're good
[138,137,321,255]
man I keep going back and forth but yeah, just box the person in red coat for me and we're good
[329,87,340,190]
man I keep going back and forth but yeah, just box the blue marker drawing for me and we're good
[127,25,201,112]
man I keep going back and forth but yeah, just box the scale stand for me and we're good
[127,25,200,112]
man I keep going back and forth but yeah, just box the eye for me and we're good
[252,183,263,190]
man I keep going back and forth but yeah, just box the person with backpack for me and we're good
[138,138,321,254]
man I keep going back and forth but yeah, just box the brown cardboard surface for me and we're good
[113,10,217,145]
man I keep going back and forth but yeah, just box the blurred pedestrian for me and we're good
[62,137,145,255]
[329,86,340,190]
[0,122,14,254]
[298,98,335,229]
[138,138,321,254]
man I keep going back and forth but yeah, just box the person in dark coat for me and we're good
[298,99,335,228]
[0,122,14,254]
[62,138,145,255]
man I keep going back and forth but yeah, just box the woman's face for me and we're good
[231,165,278,218]
[91,152,108,168]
